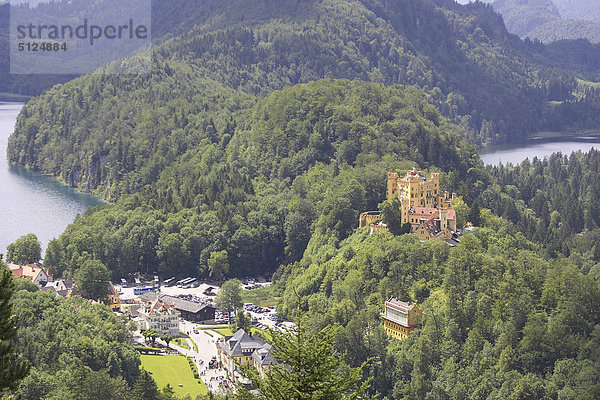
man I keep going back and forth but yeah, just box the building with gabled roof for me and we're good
[217,329,266,378]
[382,297,422,339]
[137,298,180,336]
[138,291,215,322]
[252,342,282,378]
[8,263,52,287]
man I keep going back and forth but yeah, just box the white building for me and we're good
[137,298,180,337]
[8,264,53,287]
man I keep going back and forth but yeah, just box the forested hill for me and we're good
[553,0,600,24]
[9,0,600,182]
[40,79,482,281]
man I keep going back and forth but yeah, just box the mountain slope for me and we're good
[553,0,600,24]
[491,0,600,43]
[10,0,600,199]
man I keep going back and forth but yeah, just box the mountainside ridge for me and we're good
[9,0,600,201]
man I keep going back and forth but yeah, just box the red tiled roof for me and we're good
[410,207,455,220]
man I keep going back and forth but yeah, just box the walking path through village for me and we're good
[156,320,232,394]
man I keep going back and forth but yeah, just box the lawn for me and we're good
[210,327,234,337]
[140,355,208,398]
[241,285,281,307]
[209,326,271,340]
[179,332,198,352]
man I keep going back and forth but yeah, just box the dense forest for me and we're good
[8,0,600,169]
[3,0,600,398]
[274,211,600,399]
[39,79,480,281]
[481,150,600,275]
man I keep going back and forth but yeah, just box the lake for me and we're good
[0,103,105,258]
[479,136,600,166]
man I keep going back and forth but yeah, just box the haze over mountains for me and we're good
[458,0,600,43]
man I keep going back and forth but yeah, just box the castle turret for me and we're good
[387,172,399,201]
[440,208,448,230]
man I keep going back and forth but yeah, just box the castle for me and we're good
[359,169,457,241]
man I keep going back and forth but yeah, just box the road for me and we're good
[178,320,232,394]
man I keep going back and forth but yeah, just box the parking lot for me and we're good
[116,281,220,302]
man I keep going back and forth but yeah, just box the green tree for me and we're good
[451,195,469,229]
[207,250,229,280]
[235,309,251,333]
[131,369,161,400]
[215,279,242,324]
[160,334,173,347]
[146,329,159,347]
[74,259,111,300]
[379,198,403,235]
[0,262,29,393]
[6,233,41,265]
[235,312,373,400]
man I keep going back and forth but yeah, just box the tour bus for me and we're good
[163,277,176,286]
[133,286,154,295]
[184,278,198,288]
[179,277,196,288]
[177,278,191,287]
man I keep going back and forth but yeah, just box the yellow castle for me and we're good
[360,169,457,241]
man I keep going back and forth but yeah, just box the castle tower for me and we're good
[440,208,448,230]
[401,198,410,226]
[387,172,398,201]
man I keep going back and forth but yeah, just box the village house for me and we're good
[8,263,52,287]
[252,342,281,378]
[217,329,267,379]
[139,291,216,322]
[382,297,422,339]
[108,282,121,312]
[137,298,180,337]
[40,279,75,297]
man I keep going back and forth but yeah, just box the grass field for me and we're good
[209,326,271,340]
[140,355,208,398]
[179,332,198,352]
[210,327,234,337]
[241,285,281,307]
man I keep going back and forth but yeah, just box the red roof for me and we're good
[410,207,455,220]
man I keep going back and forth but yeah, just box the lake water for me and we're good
[480,136,600,166]
[0,103,105,258]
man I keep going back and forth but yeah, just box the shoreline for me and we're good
[479,133,600,155]
[0,94,31,102]
[7,162,110,206]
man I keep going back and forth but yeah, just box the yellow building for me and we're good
[382,297,422,339]
[359,169,458,240]
[217,329,266,379]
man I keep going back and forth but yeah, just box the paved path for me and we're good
[176,322,232,394]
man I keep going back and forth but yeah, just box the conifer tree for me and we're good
[235,306,373,400]
[0,260,29,393]
[131,370,161,400]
